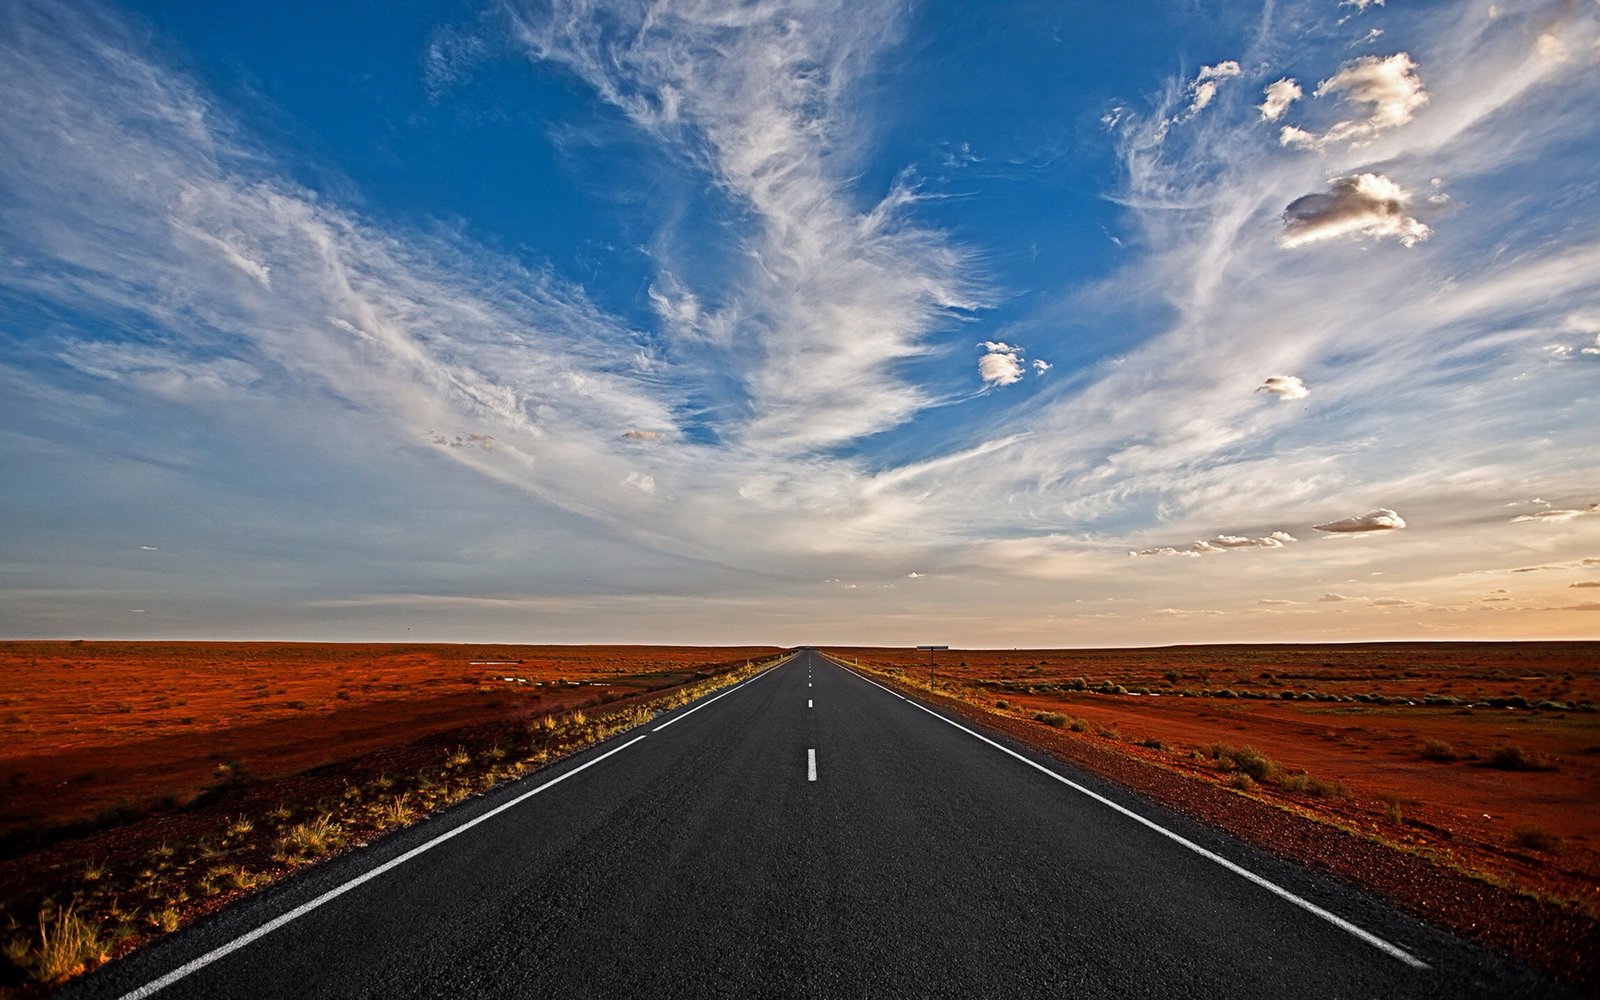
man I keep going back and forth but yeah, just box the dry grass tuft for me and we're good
[30,903,108,982]
[274,813,342,863]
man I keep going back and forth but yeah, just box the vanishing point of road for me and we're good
[65,651,1571,999]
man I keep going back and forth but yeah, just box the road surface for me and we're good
[65,650,1570,999]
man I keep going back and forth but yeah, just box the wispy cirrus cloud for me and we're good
[506,0,979,453]
[1512,505,1598,524]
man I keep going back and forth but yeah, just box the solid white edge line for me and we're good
[119,655,799,1000]
[807,748,817,782]
[825,655,1428,971]
[116,733,649,1000]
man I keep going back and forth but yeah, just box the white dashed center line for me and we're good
[808,699,813,708]
[807,748,817,781]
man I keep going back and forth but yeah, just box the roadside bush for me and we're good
[1380,794,1404,825]
[1210,745,1279,782]
[1136,738,1165,751]
[1032,711,1067,727]
[1511,826,1562,853]
[994,699,1011,710]
[1280,773,1350,799]
[1068,718,1089,733]
[1419,739,1460,762]
[1486,745,1552,771]
[1227,773,1255,791]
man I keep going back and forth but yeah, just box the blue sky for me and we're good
[2,0,1597,645]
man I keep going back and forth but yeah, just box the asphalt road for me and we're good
[66,650,1571,999]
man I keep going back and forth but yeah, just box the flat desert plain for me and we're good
[0,641,778,850]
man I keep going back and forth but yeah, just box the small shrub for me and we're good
[994,699,1010,709]
[1136,738,1165,751]
[1068,718,1089,733]
[1227,773,1255,791]
[1032,711,1067,727]
[1380,794,1404,825]
[1280,773,1350,799]
[225,815,254,838]
[1224,746,1279,782]
[1419,739,1460,762]
[1512,826,1562,853]
[1486,745,1550,771]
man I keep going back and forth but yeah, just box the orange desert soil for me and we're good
[0,641,777,848]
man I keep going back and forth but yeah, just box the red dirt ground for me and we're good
[0,642,778,849]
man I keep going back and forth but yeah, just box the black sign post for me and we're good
[917,644,949,690]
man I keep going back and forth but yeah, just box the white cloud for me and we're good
[622,429,671,442]
[1133,530,1297,555]
[978,342,1026,387]
[1313,508,1407,532]
[1342,0,1385,12]
[1255,374,1309,400]
[1280,53,1427,150]
[510,0,979,453]
[1258,78,1303,122]
[624,471,657,494]
[1318,592,1352,602]
[1178,60,1243,121]
[1032,359,1052,375]
[139,545,158,551]
[58,342,260,400]
[905,571,924,578]
[1511,504,1597,524]
[1279,174,1430,248]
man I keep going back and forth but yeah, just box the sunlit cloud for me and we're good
[1133,531,1296,556]
[978,341,1026,387]
[1313,509,1407,532]
[1512,505,1598,524]
[1279,53,1427,149]
[1279,174,1430,248]
[1258,78,1303,122]
[1255,375,1309,400]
